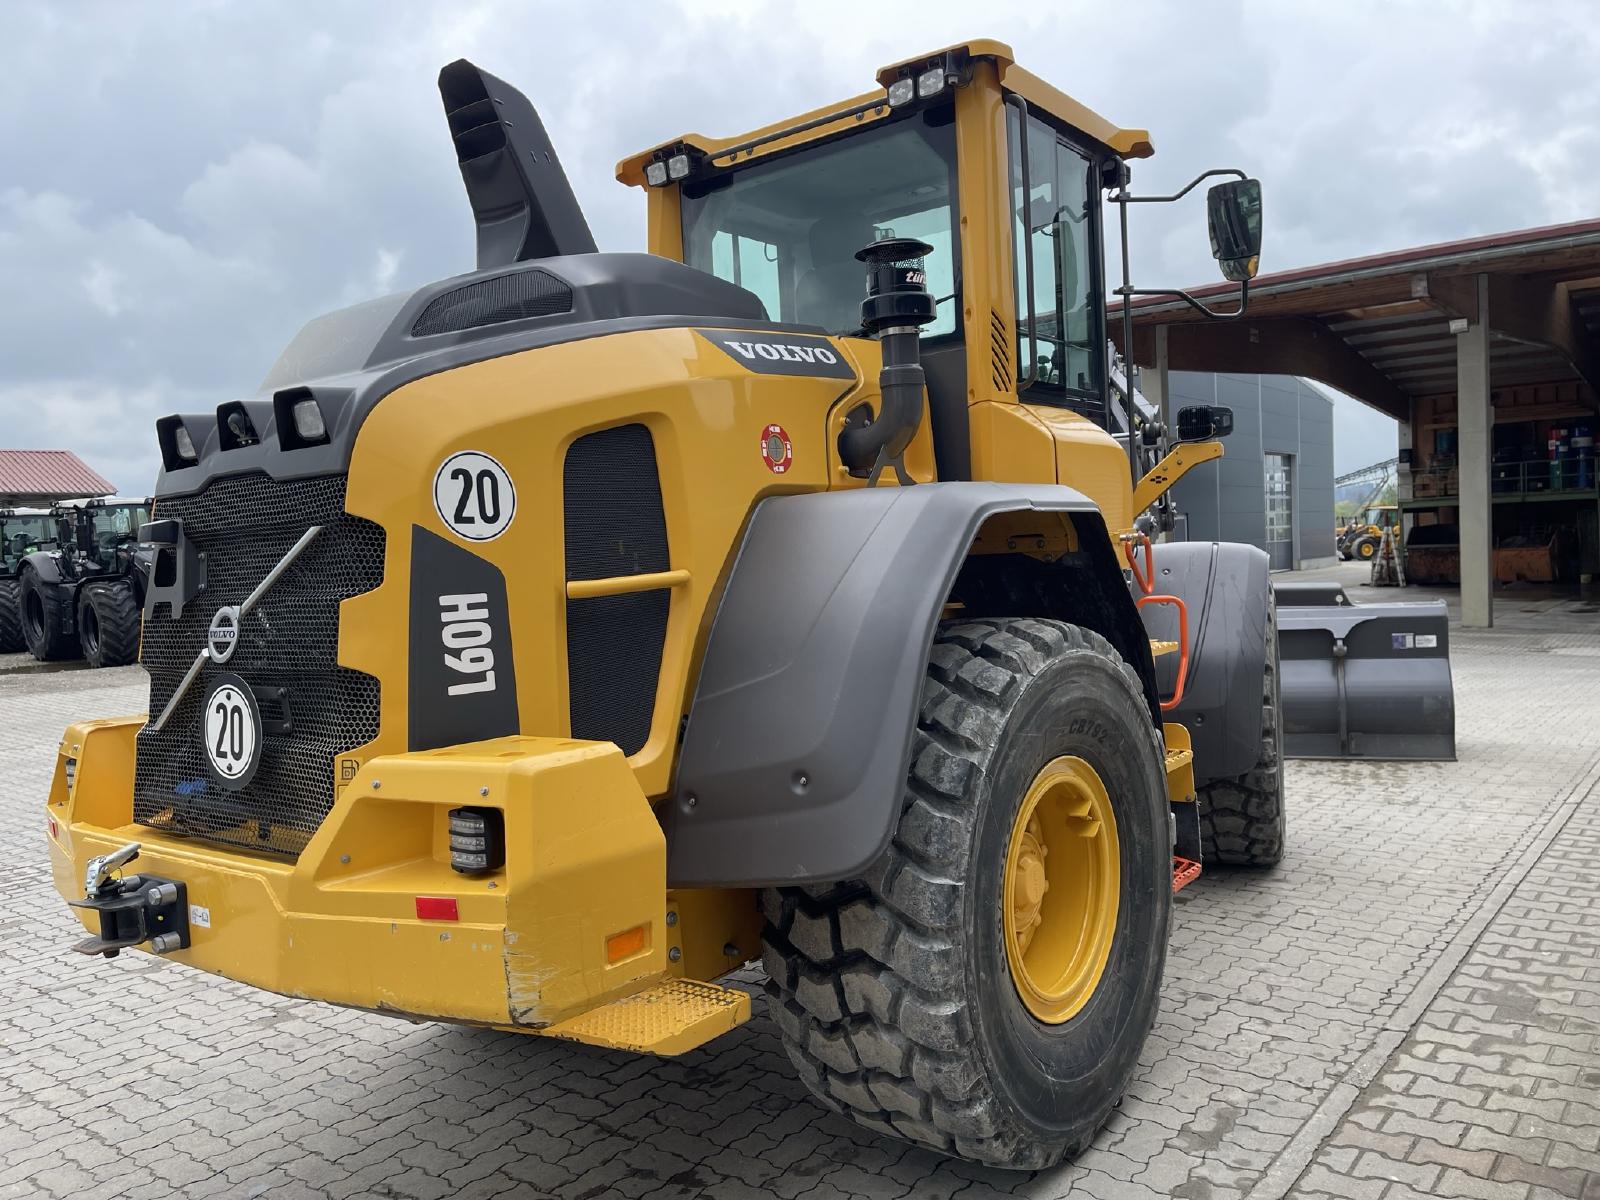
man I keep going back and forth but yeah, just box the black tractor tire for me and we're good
[0,578,23,653]
[1352,535,1379,562]
[19,569,79,662]
[1197,601,1285,867]
[761,619,1172,1170]
[78,582,141,668]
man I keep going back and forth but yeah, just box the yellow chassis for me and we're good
[46,717,763,1054]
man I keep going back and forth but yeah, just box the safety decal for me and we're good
[201,673,263,791]
[433,450,516,542]
[761,424,793,474]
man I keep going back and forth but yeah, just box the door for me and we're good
[1265,453,1294,571]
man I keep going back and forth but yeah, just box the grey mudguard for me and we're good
[665,482,1101,889]
[1144,541,1272,785]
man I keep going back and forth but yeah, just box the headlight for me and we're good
[173,425,196,461]
[917,67,946,98]
[291,397,326,442]
[886,77,915,108]
[667,153,691,181]
[644,160,669,187]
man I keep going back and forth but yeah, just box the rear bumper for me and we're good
[46,719,669,1028]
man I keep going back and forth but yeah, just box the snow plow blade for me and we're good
[1275,582,1456,762]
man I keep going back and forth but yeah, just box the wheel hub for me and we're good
[1002,756,1120,1025]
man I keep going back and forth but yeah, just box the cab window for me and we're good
[1007,106,1104,411]
[681,109,960,339]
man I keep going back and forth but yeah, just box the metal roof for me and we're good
[1114,218,1600,420]
[0,450,116,504]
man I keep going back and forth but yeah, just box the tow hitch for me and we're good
[68,842,191,958]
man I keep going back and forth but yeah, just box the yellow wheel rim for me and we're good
[1002,756,1120,1025]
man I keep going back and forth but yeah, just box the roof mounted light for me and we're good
[173,425,196,461]
[667,153,691,181]
[644,160,669,187]
[916,67,947,98]
[886,77,915,108]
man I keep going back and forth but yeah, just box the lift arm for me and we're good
[1132,440,1224,516]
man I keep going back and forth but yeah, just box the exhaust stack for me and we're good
[438,59,597,269]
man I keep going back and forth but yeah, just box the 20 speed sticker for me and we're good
[202,673,262,791]
[434,451,516,541]
[760,424,793,474]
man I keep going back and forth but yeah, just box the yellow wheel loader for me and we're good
[47,41,1285,1169]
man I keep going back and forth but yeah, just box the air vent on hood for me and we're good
[410,269,575,337]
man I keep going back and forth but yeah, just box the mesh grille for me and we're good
[563,424,670,755]
[134,472,385,858]
[411,270,573,337]
[563,424,669,582]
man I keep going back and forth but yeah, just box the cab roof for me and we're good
[615,38,1152,187]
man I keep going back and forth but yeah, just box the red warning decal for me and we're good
[760,423,793,474]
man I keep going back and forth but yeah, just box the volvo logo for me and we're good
[207,605,242,664]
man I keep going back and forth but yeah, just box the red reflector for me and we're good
[415,896,459,921]
[47,817,58,838]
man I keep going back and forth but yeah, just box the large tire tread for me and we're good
[80,581,141,668]
[1198,604,1285,867]
[0,578,22,653]
[762,618,1156,1169]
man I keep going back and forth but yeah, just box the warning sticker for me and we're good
[189,904,212,929]
[1415,633,1438,649]
[1392,633,1413,650]
[760,423,793,474]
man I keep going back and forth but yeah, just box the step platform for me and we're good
[542,978,751,1056]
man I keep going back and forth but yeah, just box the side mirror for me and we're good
[1177,404,1234,442]
[1206,178,1262,282]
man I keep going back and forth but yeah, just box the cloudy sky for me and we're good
[4,0,1597,491]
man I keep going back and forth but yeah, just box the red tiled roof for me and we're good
[0,450,116,502]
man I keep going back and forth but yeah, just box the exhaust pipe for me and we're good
[438,60,597,269]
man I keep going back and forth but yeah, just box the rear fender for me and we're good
[665,482,1157,888]
[1143,541,1272,785]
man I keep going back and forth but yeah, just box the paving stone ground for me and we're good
[2,565,1598,1199]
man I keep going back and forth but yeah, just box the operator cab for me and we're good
[621,39,1262,487]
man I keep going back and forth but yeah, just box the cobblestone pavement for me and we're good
[2,570,1598,1199]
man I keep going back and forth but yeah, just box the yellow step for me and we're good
[542,978,750,1056]
[1150,638,1180,657]
[1162,722,1196,805]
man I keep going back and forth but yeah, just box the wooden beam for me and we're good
[1117,316,1411,420]
[1487,274,1600,400]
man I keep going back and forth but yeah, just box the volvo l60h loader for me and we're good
[48,41,1283,1168]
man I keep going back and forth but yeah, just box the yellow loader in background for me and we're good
[47,40,1283,1169]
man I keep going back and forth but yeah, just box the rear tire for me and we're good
[761,619,1171,1169]
[1352,535,1378,561]
[19,568,78,661]
[79,582,140,668]
[0,578,22,652]
[1198,601,1285,867]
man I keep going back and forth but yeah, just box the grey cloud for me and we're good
[2,0,1594,492]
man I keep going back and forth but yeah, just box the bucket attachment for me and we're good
[1275,582,1455,761]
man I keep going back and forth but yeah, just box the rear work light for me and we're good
[448,807,505,874]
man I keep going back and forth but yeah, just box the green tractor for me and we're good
[16,498,152,667]
[0,508,58,652]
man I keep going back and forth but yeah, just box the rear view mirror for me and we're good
[1177,404,1234,442]
[1206,179,1262,282]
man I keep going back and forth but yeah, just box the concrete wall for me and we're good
[1167,372,1336,568]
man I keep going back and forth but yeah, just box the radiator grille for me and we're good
[563,424,669,755]
[411,269,573,337]
[134,472,384,858]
